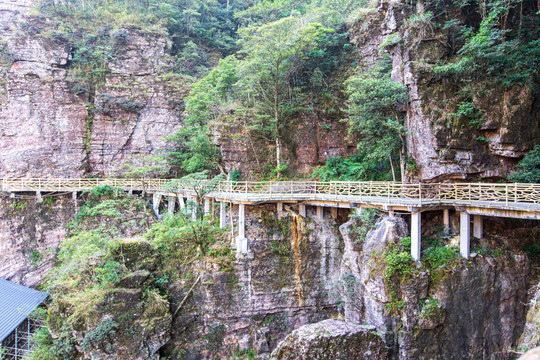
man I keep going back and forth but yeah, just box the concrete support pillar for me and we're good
[220,202,226,229]
[204,198,210,216]
[128,189,133,195]
[473,215,483,239]
[316,206,324,220]
[298,204,306,217]
[277,202,284,219]
[152,193,162,219]
[167,197,176,215]
[331,207,338,219]
[188,196,197,221]
[443,209,450,231]
[72,191,77,201]
[177,195,185,209]
[36,191,42,202]
[236,204,248,253]
[460,212,470,258]
[411,211,421,262]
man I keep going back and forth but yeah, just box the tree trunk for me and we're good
[389,154,396,182]
[274,74,281,175]
[400,148,406,183]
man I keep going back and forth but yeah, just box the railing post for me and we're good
[468,184,472,203]
[514,183,518,203]
[506,184,509,205]
[419,183,422,204]
[245,182,248,194]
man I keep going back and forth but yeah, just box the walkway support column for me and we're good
[411,211,421,262]
[460,212,470,258]
[152,193,162,219]
[443,209,450,231]
[298,204,306,217]
[220,202,226,229]
[277,202,284,219]
[188,196,197,221]
[36,191,42,203]
[316,206,324,220]
[473,215,483,239]
[177,195,185,209]
[204,198,210,217]
[237,204,248,254]
[331,207,338,219]
[167,197,175,215]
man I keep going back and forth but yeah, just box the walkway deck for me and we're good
[2,178,539,259]
[2,178,540,215]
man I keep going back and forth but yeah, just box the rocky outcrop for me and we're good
[337,213,533,359]
[0,195,75,286]
[163,205,345,358]
[0,0,187,177]
[271,319,389,360]
[375,0,540,181]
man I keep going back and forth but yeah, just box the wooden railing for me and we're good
[1,178,540,207]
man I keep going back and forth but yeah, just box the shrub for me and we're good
[509,145,540,183]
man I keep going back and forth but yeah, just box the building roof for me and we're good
[0,278,48,343]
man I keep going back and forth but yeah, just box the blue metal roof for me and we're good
[0,278,48,342]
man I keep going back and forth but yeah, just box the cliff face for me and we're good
[0,195,75,286]
[0,0,187,177]
[376,1,540,181]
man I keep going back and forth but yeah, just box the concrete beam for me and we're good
[473,215,483,239]
[298,204,306,217]
[237,204,248,253]
[316,206,324,220]
[220,202,226,229]
[167,197,176,215]
[465,206,540,220]
[460,212,470,258]
[277,202,284,219]
[411,212,421,262]
[443,209,450,231]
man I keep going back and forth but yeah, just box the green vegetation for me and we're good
[344,55,408,181]
[311,152,394,181]
[166,0,369,178]
[381,235,461,315]
[509,145,540,183]
[349,208,380,240]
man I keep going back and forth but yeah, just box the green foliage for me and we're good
[311,152,393,181]
[349,208,379,240]
[423,242,459,269]
[81,318,118,352]
[521,242,540,259]
[509,145,540,183]
[344,55,408,180]
[455,101,484,128]
[431,1,539,88]
[28,327,77,360]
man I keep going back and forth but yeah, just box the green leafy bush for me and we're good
[509,145,540,183]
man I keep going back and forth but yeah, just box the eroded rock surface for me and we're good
[271,319,389,360]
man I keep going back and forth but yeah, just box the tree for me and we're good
[163,172,225,254]
[509,145,540,183]
[235,17,332,173]
[344,56,408,182]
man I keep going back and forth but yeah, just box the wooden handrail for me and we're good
[0,178,539,206]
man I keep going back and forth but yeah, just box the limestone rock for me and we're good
[270,319,389,360]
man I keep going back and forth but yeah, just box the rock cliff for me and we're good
[0,0,187,177]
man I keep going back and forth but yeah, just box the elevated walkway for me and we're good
[2,178,539,260]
